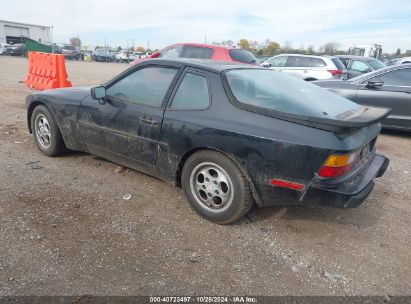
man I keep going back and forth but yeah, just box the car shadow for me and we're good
[239,200,382,229]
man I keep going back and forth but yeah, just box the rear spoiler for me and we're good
[233,102,391,133]
[306,106,392,132]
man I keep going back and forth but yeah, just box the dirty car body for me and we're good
[26,59,390,222]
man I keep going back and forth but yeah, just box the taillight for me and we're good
[318,151,360,178]
[328,69,343,76]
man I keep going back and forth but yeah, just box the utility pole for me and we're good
[204,33,207,44]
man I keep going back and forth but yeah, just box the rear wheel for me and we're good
[181,150,254,224]
[31,105,67,156]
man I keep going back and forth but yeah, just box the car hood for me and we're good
[27,86,92,105]
[44,86,91,96]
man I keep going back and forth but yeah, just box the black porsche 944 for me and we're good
[26,59,390,224]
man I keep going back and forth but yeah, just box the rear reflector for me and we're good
[328,69,343,76]
[271,179,305,191]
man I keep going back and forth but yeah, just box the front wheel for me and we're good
[31,105,67,156]
[181,150,254,224]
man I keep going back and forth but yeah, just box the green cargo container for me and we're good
[24,37,52,53]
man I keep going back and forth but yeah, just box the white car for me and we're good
[115,51,136,63]
[0,43,10,55]
[261,54,347,81]
[397,57,411,65]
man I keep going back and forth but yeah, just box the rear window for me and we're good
[225,69,361,120]
[63,46,75,50]
[331,58,346,70]
[228,49,257,64]
[310,58,326,67]
[181,46,214,59]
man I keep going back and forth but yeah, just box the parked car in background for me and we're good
[261,54,347,81]
[62,45,80,60]
[383,58,400,66]
[93,49,116,62]
[337,55,385,79]
[43,42,62,54]
[116,51,136,63]
[144,51,153,57]
[257,56,270,64]
[130,43,258,65]
[7,43,26,56]
[0,43,10,55]
[26,58,389,224]
[397,57,411,65]
[314,64,411,132]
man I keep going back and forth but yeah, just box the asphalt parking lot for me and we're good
[0,55,410,296]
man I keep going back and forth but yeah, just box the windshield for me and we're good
[368,59,385,70]
[225,69,362,120]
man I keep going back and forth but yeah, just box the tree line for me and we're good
[213,39,344,56]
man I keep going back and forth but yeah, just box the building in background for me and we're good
[0,20,51,45]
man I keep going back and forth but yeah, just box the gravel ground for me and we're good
[0,55,410,296]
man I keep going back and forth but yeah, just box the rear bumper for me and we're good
[303,154,389,208]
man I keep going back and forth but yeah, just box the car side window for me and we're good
[288,56,310,67]
[351,61,370,73]
[170,73,210,110]
[268,56,288,67]
[106,67,178,107]
[369,68,411,87]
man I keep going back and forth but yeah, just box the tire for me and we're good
[181,150,254,224]
[31,105,67,157]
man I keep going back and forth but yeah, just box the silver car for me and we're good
[261,54,347,81]
[0,43,10,55]
[397,57,411,65]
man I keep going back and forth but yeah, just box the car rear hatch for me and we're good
[329,57,348,79]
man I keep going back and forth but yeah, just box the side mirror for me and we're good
[91,86,106,103]
[366,80,384,88]
[261,62,271,68]
[151,51,161,58]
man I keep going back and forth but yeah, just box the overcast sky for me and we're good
[1,0,411,52]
